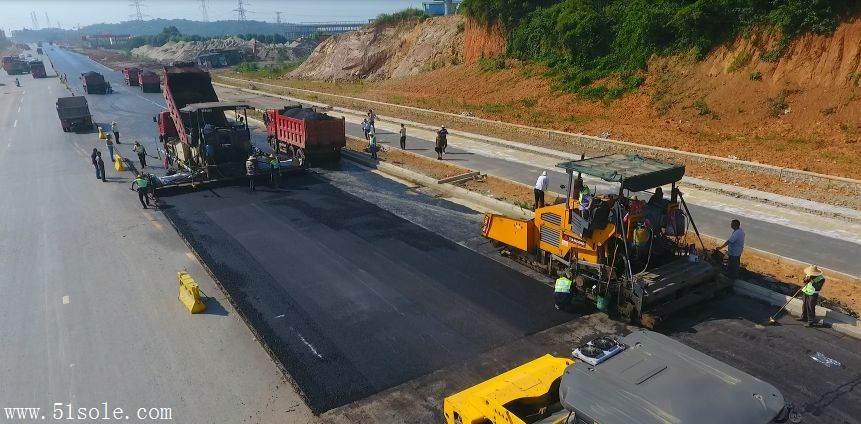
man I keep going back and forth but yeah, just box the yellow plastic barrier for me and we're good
[178,271,206,314]
[98,127,106,140]
[114,156,125,171]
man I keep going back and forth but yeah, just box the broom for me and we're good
[766,286,804,325]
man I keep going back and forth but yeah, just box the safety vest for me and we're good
[135,177,148,189]
[555,277,573,293]
[579,188,591,204]
[270,158,280,168]
[801,276,824,295]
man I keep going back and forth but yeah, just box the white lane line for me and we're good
[296,331,324,360]
[17,106,20,113]
[13,120,17,128]
[133,93,167,110]
[62,295,70,305]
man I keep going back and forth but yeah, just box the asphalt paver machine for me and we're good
[482,154,729,326]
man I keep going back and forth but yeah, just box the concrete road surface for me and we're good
[0,48,313,422]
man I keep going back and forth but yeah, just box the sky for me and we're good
[1,0,423,31]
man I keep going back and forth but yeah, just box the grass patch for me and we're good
[727,50,753,73]
[767,92,790,117]
[478,55,506,72]
[749,70,762,81]
[372,8,429,27]
[694,97,718,119]
[480,103,506,114]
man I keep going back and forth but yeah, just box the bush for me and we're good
[767,93,790,117]
[373,8,430,27]
[478,55,506,71]
[749,70,763,80]
[727,50,753,72]
[460,0,860,95]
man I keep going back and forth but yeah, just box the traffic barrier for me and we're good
[114,155,125,172]
[98,126,106,140]
[177,271,206,314]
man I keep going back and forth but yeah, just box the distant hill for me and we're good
[11,19,348,42]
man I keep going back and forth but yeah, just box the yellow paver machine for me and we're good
[482,154,729,326]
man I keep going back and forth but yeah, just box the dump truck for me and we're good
[29,60,46,78]
[81,71,109,94]
[264,105,346,166]
[56,96,94,132]
[482,154,728,327]
[138,70,160,93]
[444,330,790,424]
[3,57,30,75]
[123,67,140,86]
[156,62,252,179]
[36,47,43,55]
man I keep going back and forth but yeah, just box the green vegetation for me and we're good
[478,55,507,71]
[727,50,753,72]
[749,70,763,80]
[694,97,719,119]
[372,8,430,27]
[821,105,837,115]
[767,91,790,117]
[234,60,303,78]
[461,0,860,98]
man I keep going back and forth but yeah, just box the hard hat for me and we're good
[803,265,823,278]
[541,171,547,176]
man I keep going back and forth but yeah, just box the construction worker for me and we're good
[438,125,448,153]
[105,132,114,161]
[269,154,280,188]
[96,153,106,182]
[130,173,150,209]
[369,131,378,160]
[534,171,548,210]
[246,155,257,192]
[578,186,593,217]
[368,109,376,131]
[717,219,745,279]
[399,124,407,149]
[132,141,147,169]
[361,118,371,140]
[91,148,101,180]
[799,265,826,327]
[111,121,120,144]
[554,270,574,311]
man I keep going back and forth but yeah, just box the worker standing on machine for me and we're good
[799,265,826,327]
[554,270,574,311]
[534,171,548,210]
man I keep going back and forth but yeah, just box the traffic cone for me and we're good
[98,127,106,140]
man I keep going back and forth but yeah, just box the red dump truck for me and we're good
[56,96,94,132]
[138,70,160,92]
[264,106,345,166]
[123,67,140,86]
[81,71,109,94]
[29,60,46,78]
[156,62,252,178]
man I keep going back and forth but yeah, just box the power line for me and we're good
[130,0,145,21]
[234,0,248,22]
[200,0,209,22]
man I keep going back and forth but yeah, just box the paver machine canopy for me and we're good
[482,154,726,326]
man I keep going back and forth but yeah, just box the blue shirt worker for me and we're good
[800,265,826,327]
[718,219,745,279]
[554,271,574,311]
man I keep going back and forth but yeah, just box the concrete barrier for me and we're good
[178,271,206,314]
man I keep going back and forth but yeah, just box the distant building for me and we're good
[82,33,133,49]
[423,0,461,16]
[0,29,6,41]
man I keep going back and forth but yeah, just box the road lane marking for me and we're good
[17,106,20,113]
[13,119,17,128]
[62,295,70,304]
[295,331,324,360]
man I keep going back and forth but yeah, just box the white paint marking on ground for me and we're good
[294,330,324,360]
[17,106,20,113]
[274,314,285,319]
[12,120,17,128]
[133,93,167,110]
[62,295,70,305]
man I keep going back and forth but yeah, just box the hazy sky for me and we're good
[1,0,422,31]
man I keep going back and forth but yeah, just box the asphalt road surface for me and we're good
[0,48,314,422]
[214,85,861,277]
[8,46,857,423]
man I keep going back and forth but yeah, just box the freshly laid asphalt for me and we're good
[24,46,861,423]
[158,172,571,412]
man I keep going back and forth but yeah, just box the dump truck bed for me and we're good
[56,96,91,119]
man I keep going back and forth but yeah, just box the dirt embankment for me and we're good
[131,36,319,64]
[463,19,506,63]
[291,16,464,81]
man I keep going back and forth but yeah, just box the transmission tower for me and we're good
[30,12,40,29]
[199,0,209,22]
[276,11,281,24]
[130,0,145,21]
[44,12,51,28]
[234,0,248,21]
